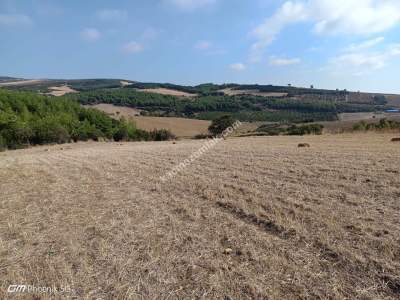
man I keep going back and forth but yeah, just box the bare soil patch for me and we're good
[47,85,78,96]
[120,81,133,86]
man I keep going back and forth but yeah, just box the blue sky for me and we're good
[1,0,400,92]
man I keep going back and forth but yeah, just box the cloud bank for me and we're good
[251,0,400,61]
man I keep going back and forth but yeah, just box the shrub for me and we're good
[149,129,176,141]
[208,115,237,136]
[353,121,367,131]
[0,135,6,151]
[287,124,324,136]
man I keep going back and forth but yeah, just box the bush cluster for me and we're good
[286,124,324,135]
[256,123,324,136]
[353,118,400,131]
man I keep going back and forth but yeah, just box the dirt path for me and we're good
[0,135,399,299]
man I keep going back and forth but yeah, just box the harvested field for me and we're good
[0,134,400,299]
[132,116,210,137]
[338,112,381,121]
[84,103,142,118]
[321,113,400,133]
[220,88,287,97]
[385,95,400,108]
[136,88,198,97]
[86,104,210,137]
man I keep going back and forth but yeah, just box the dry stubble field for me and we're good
[0,134,400,299]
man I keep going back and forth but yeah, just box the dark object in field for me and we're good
[391,138,400,142]
[298,143,310,148]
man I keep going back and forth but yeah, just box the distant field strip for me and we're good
[0,80,44,86]
[135,88,198,97]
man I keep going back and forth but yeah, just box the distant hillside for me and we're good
[2,77,398,104]
[0,76,21,82]
[1,77,399,124]
[1,78,134,93]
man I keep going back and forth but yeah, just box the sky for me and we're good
[1,0,400,93]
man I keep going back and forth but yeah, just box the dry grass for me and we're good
[0,134,400,299]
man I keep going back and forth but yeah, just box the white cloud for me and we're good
[332,43,400,74]
[96,9,127,21]
[344,37,385,52]
[80,28,101,42]
[334,53,386,70]
[250,1,307,62]
[0,13,33,26]
[250,0,400,61]
[122,41,144,54]
[194,40,212,50]
[269,56,301,66]
[165,0,217,11]
[230,63,246,71]
[310,0,400,35]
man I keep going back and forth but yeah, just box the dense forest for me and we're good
[0,89,172,150]
[68,88,384,123]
